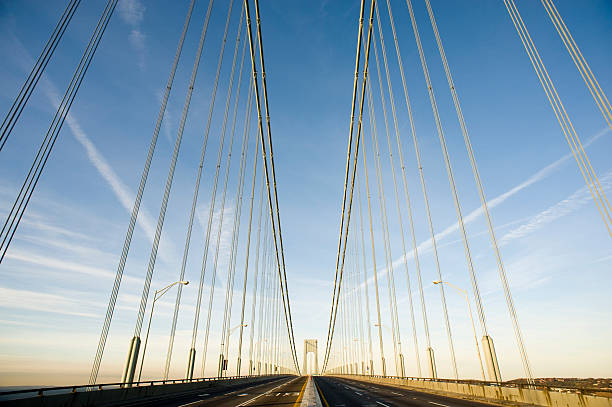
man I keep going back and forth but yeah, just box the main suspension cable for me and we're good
[503,0,611,239]
[0,0,81,152]
[0,0,118,265]
[244,0,300,373]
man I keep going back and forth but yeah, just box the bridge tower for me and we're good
[304,339,318,375]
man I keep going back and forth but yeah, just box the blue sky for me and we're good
[0,0,611,385]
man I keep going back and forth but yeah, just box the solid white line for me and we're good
[428,402,450,407]
[237,377,299,406]
[376,402,391,407]
[391,391,402,395]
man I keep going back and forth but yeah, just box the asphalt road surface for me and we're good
[314,376,494,407]
[121,375,307,407]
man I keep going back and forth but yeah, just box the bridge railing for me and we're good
[334,374,612,398]
[0,375,271,401]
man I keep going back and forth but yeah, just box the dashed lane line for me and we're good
[237,377,300,406]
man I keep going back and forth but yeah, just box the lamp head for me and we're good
[180,281,189,285]
[433,280,442,285]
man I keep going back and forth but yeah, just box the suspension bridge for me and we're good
[0,0,611,406]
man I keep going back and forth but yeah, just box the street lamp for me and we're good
[137,280,189,381]
[229,323,248,336]
[218,324,248,377]
[433,280,485,380]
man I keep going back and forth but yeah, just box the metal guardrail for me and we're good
[337,374,612,397]
[0,374,276,400]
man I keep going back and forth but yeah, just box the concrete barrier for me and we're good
[0,375,287,407]
[333,375,612,407]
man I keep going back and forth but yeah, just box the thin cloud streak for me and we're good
[390,127,610,269]
[354,127,610,290]
[9,36,175,262]
[500,169,612,244]
[39,75,177,263]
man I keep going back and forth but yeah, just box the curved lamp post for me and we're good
[433,280,485,380]
[137,280,189,381]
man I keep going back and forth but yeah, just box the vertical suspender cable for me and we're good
[408,0,485,379]
[200,5,246,377]
[322,0,366,372]
[252,0,300,372]
[248,171,265,375]
[373,2,421,376]
[357,174,375,375]
[362,76,386,377]
[122,0,217,384]
[369,24,414,377]
[219,41,250,375]
[161,0,215,380]
[323,0,376,374]
[90,0,196,385]
[183,0,235,380]
[237,93,259,377]
[244,0,300,373]
[426,0,534,381]
[131,0,214,339]
[383,0,435,373]
[366,67,401,376]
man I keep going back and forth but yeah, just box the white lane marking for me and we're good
[391,392,402,396]
[198,394,210,397]
[429,402,450,407]
[376,402,391,407]
[237,377,300,406]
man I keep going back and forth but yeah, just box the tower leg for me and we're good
[121,336,141,386]
[427,347,437,379]
[186,347,196,379]
[482,335,502,381]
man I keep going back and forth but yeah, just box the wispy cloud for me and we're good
[38,75,177,262]
[388,127,610,269]
[352,127,610,292]
[0,286,99,318]
[196,203,236,267]
[118,0,146,70]
[6,35,175,262]
[4,248,139,283]
[500,169,612,244]
[118,0,145,26]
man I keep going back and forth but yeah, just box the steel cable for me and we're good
[322,0,376,374]
[357,174,375,375]
[244,0,300,373]
[90,0,197,385]
[0,0,81,152]
[247,171,265,375]
[374,2,421,376]
[186,0,236,359]
[0,0,117,265]
[426,0,536,381]
[503,0,611,239]
[252,0,300,372]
